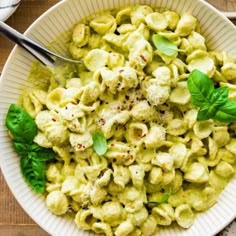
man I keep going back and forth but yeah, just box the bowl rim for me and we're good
[223,11,236,19]
[1,0,236,235]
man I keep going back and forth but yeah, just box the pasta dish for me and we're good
[5,5,236,236]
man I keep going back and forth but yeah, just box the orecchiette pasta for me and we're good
[148,167,162,185]
[84,49,109,71]
[175,14,197,36]
[152,152,174,171]
[102,201,125,226]
[140,215,158,236]
[75,209,96,230]
[46,190,69,215]
[174,204,195,228]
[184,162,209,183]
[193,120,214,139]
[22,88,46,118]
[72,24,90,47]
[215,161,235,178]
[92,222,113,236]
[169,81,190,104]
[129,164,145,188]
[90,14,116,35]
[113,164,130,188]
[114,219,134,236]
[152,205,172,226]
[144,125,166,148]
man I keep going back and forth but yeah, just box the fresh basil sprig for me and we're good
[92,131,108,156]
[6,104,55,194]
[152,34,183,57]
[187,69,236,122]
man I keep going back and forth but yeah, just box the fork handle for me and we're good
[0,21,55,66]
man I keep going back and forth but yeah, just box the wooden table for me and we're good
[0,0,236,235]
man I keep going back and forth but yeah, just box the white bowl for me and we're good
[0,0,21,21]
[1,0,236,235]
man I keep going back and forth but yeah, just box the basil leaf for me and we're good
[6,104,38,143]
[28,152,46,179]
[187,70,214,107]
[152,34,178,57]
[13,142,31,157]
[196,87,229,121]
[19,146,55,193]
[92,131,108,156]
[30,143,56,161]
[197,104,216,121]
[6,105,56,194]
[149,193,170,205]
[188,70,233,122]
[214,101,236,123]
[20,156,46,194]
[209,87,229,108]
[14,142,55,162]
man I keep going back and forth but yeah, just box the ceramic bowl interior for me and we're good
[1,0,236,235]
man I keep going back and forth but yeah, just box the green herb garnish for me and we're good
[92,131,108,156]
[149,193,170,205]
[152,34,182,57]
[6,104,55,193]
[20,155,46,193]
[214,101,236,122]
[6,104,38,143]
[19,145,55,193]
[187,69,236,122]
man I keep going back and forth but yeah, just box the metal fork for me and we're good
[0,21,80,67]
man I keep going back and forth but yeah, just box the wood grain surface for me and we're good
[0,1,235,236]
[207,0,236,12]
